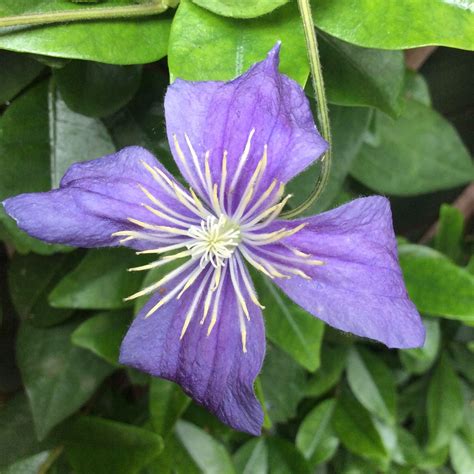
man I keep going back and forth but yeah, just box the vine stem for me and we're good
[0,3,170,28]
[281,0,332,219]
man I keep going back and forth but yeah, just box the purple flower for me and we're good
[3,45,424,436]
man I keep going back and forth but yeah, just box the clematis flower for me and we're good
[3,45,424,435]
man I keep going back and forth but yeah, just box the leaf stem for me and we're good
[281,0,332,219]
[0,3,170,28]
[38,446,64,474]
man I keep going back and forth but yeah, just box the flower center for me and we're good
[187,215,241,268]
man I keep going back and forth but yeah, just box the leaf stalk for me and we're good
[281,0,332,218]
[0,2,170,28]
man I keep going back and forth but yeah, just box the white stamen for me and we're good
[121,133,319,353]
[187,215,240,268]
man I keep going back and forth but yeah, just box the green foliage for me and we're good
[16,319,114,439]
[71,310,132,365]
[312,0,474,50]
[169,0,308,85]
[351,99,473,195]
[65,416,163,474]
[318,33,405,116]
[0,1,172,64]
[54,62,143,118]
[0,51,44,104]
[399,244,474,322]
[49,248,144,310]
[253,272,324,371]
[0,2,472,473]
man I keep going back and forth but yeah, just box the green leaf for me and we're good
[169,0,308,86]
[351,100,473,195]
[253,272,324,371]
[149,378,190,437]
[17,320,114,440]
[54,62,142,118]
[65,416,163,474]
[71,310,132,365]
[319,32,404,116]
[0,1,171,64]
[104,68,176,174]
[393,427,423,467]
[346,347,397,425]
[234,437,311,474]
[0,50,44,104]
[399,318,440,375]
[0,451,50,474]
[191,0,288,18]
[144,433,200,474]
[49,248,144,310]
[305,344,348,397]
[254,378,272,431]
[296,399,339,467]
[265,438,311,474]
[0,394,58,468]
[0,81,67,254]
[0,78,115,248]
[233,438,268,474]
[259,344,307,424]
[427,353,464,451]
[404,71,431,107]
[312,0,474,50]
[450,434,474,474]
[49,81,116,187]
[175,421,236,474]
[333,386,388,465]
[288,105,372,215]
[398,244,474,322]
[435,204,464,262]
[8,252,78,327]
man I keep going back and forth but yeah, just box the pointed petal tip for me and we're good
[262,41,282,72]
[390,317,426,350]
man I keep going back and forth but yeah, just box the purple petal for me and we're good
[165,44,327,212]
[119,269,265,435]
[271,196,425,349]
[3,147,197,249]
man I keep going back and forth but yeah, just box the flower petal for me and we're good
[3,147,198,249]
[119,267,265,435]
[165,44,327,212]
[270,196,425,348]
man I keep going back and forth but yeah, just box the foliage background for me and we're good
[0,1,473,473]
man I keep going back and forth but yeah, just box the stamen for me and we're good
[228,128,255,208]
[218,151,228,212]
[238,306,247,353]
[204,152,214,202]
[136,240,194,255]
[243,223,307,246]
[241,180,283,222]
[173,134,203,193]
[180,269,213,340]
[238,245,274,279]
[128,250,191,272]
[232,147,268,221]
[142,203,192,228]
[184,133,208,193]
[235,254,265,309]
[127,218,190,236]
[241,193,292,230]
[229,258,250,320]
[207,265,227,336]
[145,264,204,318]
[138,185,198,224]
[241,246,291,279]
[124,259,195,301]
